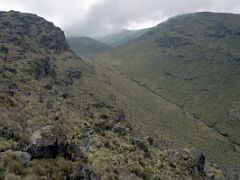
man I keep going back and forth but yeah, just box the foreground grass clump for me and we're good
[0,151,73,180]
[88,131,189,179]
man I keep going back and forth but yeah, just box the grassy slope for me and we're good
[97,29,150,47]
[0,11,230,179]
[99,12,240,171]
[67,36,111,59]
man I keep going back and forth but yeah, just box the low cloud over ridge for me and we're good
[1,0,240,37]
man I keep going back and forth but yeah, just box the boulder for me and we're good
[13,151,31,166]
[144,136,154,145]
[166,149,206,176]
[229,108,240,121]
[112,124,127,136]
[155,36,189,48]
[0,46,9,54]
[61,93,70,99]
[27,126,67,158]
[91,101,105,108]
[193,152,205,173]
[3,66,17,73]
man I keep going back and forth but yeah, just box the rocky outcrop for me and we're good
[32,57,56,80]
[155,36,189,48]
[166,149,206,177]
[62,69,81,85]
[0,11,69,52]
[27,126,68,158]
[0,10,238,179]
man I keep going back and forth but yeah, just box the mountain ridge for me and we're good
[97,29,150,47]
[98,11,240,173]
[0,10,235,179]
[67,36,111,59]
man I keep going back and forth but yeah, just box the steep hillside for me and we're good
[97,29,150,47]
[67,36,111,59]
[99,12,240,172]
[0,10,238,179]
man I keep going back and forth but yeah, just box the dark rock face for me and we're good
[155,36,189,48]
[0,47,9,54]
[3,66,17,74]
[27,126,85,161]
[61,92,70,99]
[61,69,81,86]
[143,136,154,145]
[39,33,68,52]
[0,11,69,52]
[94,108,126,133]
[207,23,240,38]
[166,149,206,177]
[33,57,56,80]
[27,126,67,158]
[193,152,205,173]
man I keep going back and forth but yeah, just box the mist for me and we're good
[1,0,240,37]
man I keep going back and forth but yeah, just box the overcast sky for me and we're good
[1,0,240,37]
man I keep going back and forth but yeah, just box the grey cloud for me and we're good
[1,0,240,37]
[65,0,240,37]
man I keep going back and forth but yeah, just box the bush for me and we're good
[3,173,21,180]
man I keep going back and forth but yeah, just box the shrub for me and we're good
[3,173,21,180]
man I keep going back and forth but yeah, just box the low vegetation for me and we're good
[0,11,237,179]
[99,12,240,173]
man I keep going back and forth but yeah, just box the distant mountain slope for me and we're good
[67,36,111,59]
[97,29,150,47]
[1,10,234,179]
[99,12,240,172]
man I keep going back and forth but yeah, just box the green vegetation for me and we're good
[67,36,111,59]
[0,10,237,179]
[99,12,240,172]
